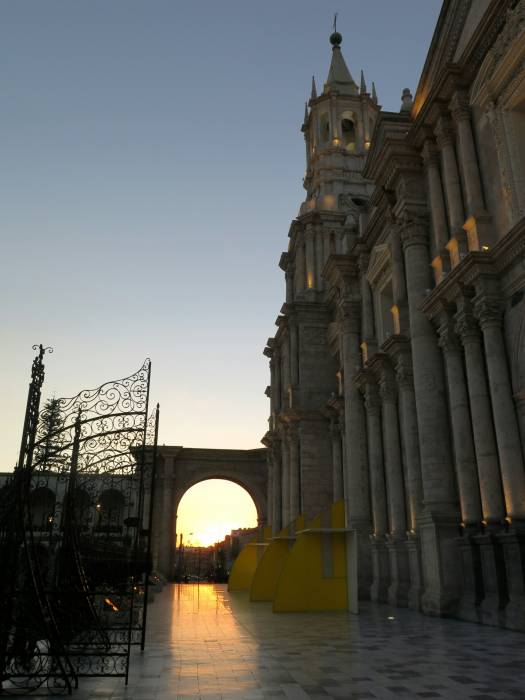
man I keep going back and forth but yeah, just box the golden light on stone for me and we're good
[482,245,490,251]
[307,271,314,288]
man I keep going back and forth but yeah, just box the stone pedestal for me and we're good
[418,511,461,616]
[406,533,423,611]
[456,530,484,624]
[386,536,410,607]
[474,530,509,627]
[498,527,525,631]
[370,536,390,603]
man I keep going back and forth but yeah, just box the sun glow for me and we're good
[177,479,257,547]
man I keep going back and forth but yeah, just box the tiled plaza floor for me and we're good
[53,583,525,699]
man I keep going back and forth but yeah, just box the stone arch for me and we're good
[150,447,267,578]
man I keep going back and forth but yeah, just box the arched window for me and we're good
[341,111,356,152]
[30,487,56,531]
[95,489,125,533]
[319,113,330,144]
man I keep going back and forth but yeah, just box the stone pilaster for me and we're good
[330,418,344,502]
[280,426,291,527]
[157,459,175,579]
[271,439,282,534]
[455,298,505,523]
[288,423,301,521]
[474,294,525,521]
[400,215,460,615]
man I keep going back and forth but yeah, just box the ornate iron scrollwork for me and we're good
[0,349,159,695]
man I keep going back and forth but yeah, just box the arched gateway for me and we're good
[150,446,268,578]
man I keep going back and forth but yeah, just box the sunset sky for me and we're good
[1,0,441,538]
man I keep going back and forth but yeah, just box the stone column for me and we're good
[269,357,276,417]
[340,300,372,596]
[434,116,464,236]
[475,295,525,520]
[391,340,425,610]
[288,424,301,521]
[280,428,290,528]
[379,362,409,607]
[379,367,407,537]
[390,225,407,306]
[449,92,485,218]
[421,140,449,252]
[455,299,505,523]
[437,310,483,526]
[363,382,388,537]
[400,214,460,614]
[393,347,423,531]
[271,440,282,534]
[330,418,344,502]
[363,380,390,602]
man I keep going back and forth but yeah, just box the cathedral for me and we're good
[262,0,525,630]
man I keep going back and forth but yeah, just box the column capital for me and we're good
[395,353,414,389]
[338,300,361,334]
[400,213,430,250]
[449,90,471,124]
[379,365,398,404]
[437,309,462,355]
[474,294,504,330]
[434,115,456,149]
[364,382,382,415]
[455,302,481,344]
[421,139,441,170]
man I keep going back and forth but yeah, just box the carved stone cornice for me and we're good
[381,334,414,388]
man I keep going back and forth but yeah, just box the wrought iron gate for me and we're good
[0,347,159,695]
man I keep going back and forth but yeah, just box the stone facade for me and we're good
[263,0,525,629]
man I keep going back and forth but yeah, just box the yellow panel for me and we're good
[228,543,260,591]
[249,516,304,602]
[273,500,349,612]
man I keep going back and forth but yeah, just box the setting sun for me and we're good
[176,479,257,546]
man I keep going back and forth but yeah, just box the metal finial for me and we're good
[330,13,342,46]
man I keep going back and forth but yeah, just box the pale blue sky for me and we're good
[1,1,442,471]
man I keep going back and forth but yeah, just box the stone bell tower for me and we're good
[263,26,379,539]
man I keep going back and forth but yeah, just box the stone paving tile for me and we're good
[32,583,525,699]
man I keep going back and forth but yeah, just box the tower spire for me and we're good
[372,81,378,104]
[324,20,358,96]
[311,75,317,100]
[304,101,309,124]
[360,69,367,94]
